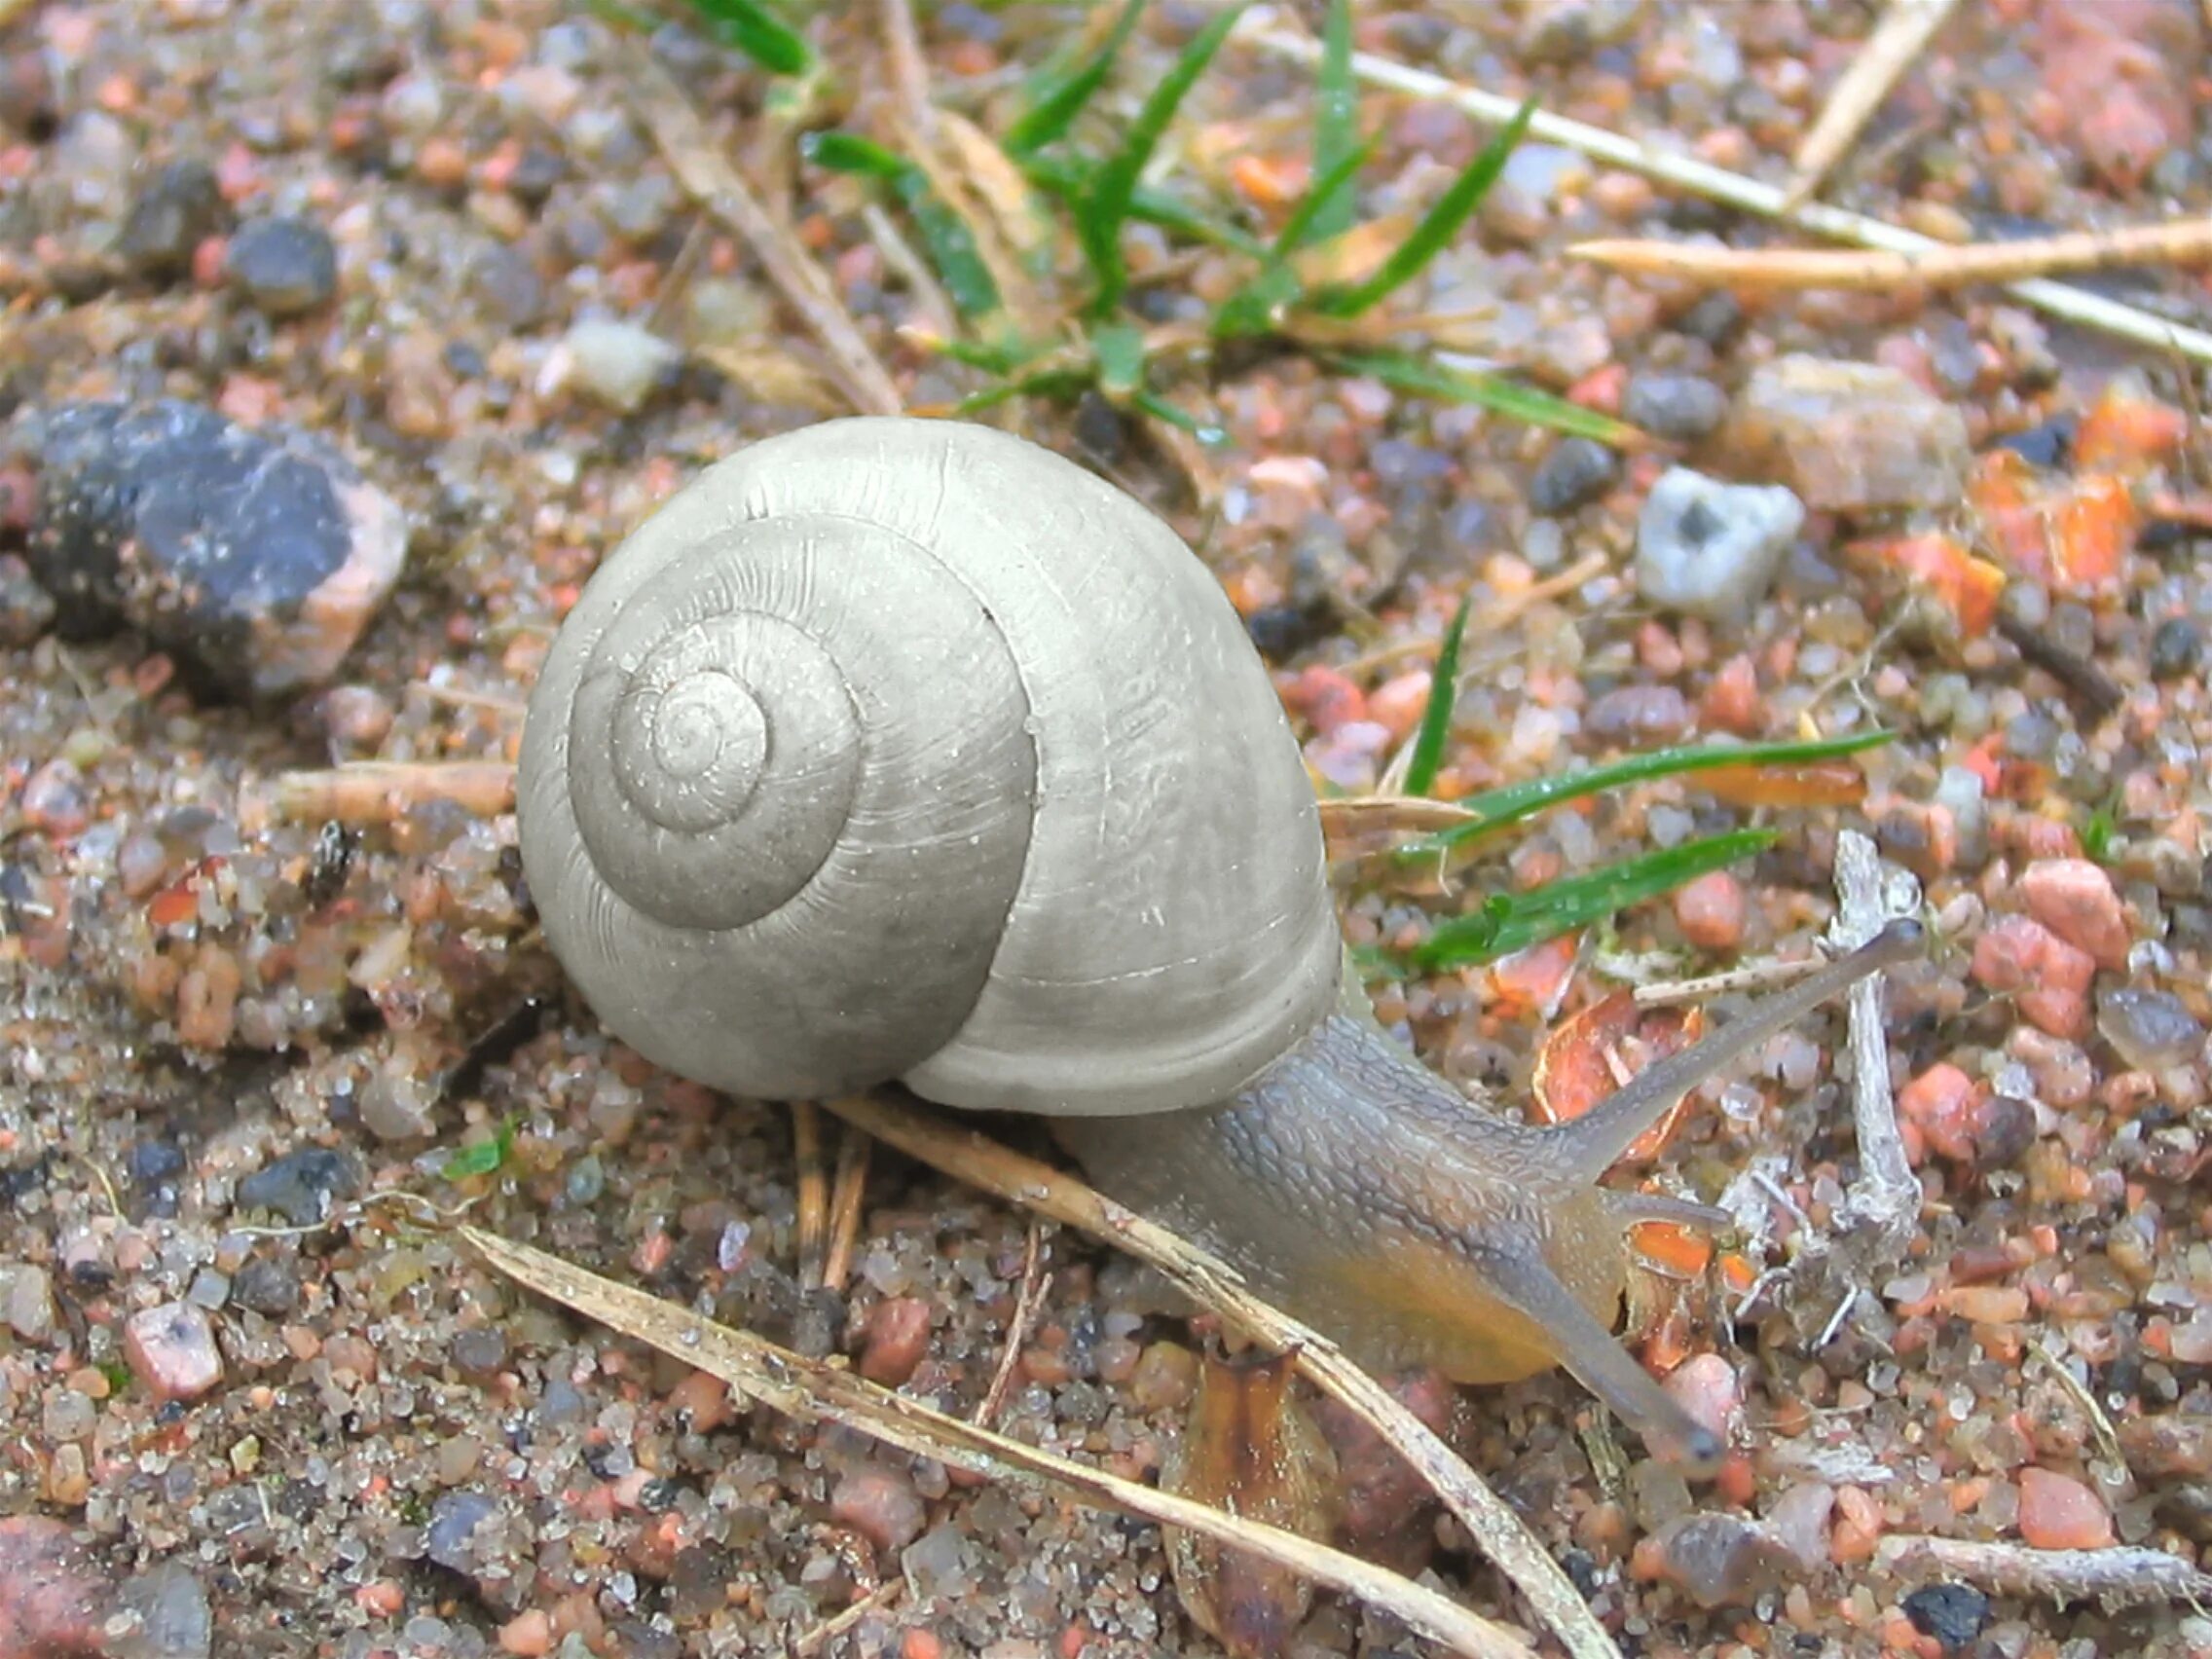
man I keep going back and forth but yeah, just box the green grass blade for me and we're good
[1334,349,1642,446]
[1410,830,1778,971]
[1212,261,1303,339]
[1316,92,1536,318]
[1005,0,1148,156]
[684,0,813,76]
[1411,730,1896,858]
[952,368,1092,416]
[1023,151,1268,257]
[804,133,1002,319]
[1079,2,1247,314]
[442,1118,517,1181]
[1132,388,1227,444]
[1305,0,1359,248]
[1091,321,1146,398]
[1401,594,1471,797]
[1272,134,1376,261]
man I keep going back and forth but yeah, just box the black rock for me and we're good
[1623,371,1728,442]
[127,1138,187,1219]
[1528,435,1620,515]
[1901,1583,1990,1652]
[231,1256,302,1316]
[115,159,224,279]
[2151,616,2203,681]
[225,214,338,316]
[21,399,407,699]
[1994,413,2077,469]
[238,1146,359,1226]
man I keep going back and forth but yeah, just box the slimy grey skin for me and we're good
[516,415,1920,1475]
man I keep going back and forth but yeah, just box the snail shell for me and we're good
[518,417,1343,1118]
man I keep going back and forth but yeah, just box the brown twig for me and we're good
[1338,553,1611,677]
[462,1226,1536,1659]
[1875,1534,2212,1612]
[821,1127,871,1293]
[1237,19,2212,363]
[267,761,517,826]
[1782,0,1963,209]
[1569,219,2212,293]
[621,37,902,416]
[820,1090,1621,1659]
[975,1221,1051,1428]
[793,1100,830,1288]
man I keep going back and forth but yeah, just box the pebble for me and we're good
[2017,858,2130,970]
[1971,914,2095,1040]
[1528,436,1619,515]
[115,158,224,280]
[1901,1583,1990,1652]
[124,1302,225,1401]
[224,214,339,316]
[237,1146,360,1227]
[426,1490,502,1573]
[560,317,682,413]
[2151,617,2204,679]
[901,1524,979,1601]
[830,1466,927,1554]
[231,1255,301,1316]
[2096,987,2205,1072]
[1586,682,1691,744]
[1631,1511,1797,1608]
[23,400,409,700]
[0,552,56,646]
[4,1263,54,1341]
[113,1561,213,1659]
[858,1296,931,1386]
[0,1515,106,1658]
[1660,1353,1742,1447]
[1635,466,1804,623]
[1623,371,1727,442]
[1722,355,1971,512]
[1673,870,1748,953]
[2016,1466,2114,1550]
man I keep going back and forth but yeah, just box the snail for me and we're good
[517,415,1918,1472]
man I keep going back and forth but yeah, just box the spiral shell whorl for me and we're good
[520,417,1344,1116]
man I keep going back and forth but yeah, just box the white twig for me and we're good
[1784,0,1963,209]
[1235,12,2212,364]
[1876,1535,2212,1612]
[1827,830,1920,1259]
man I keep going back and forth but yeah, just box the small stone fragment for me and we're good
[124,1302,224,1402]
[425,1491,501,1574]
[1673,870,1748,952]
[2097,987,2205,1072]
[1971,915,2095,1040]
[1631,1511,1798,1607]
[2018,858,2130,970]
[4,1263,55,1342]
[238,1146,359,1227]
[561,318,682,413]
[115,159,224,280]
[225,214,339,316]
[901,1524,978,1601]
[1660,1352,1742,1447]
[858,1296,931,1386]
[230,1256,301,1317]
[830,1466,927,1555]
[0,552,56,646]
[1623,371,1728,442]
[1902,1583,1989,1653]
[2016,1466,2114,1550]
[23,400,409,700]
[1528,436,1619,514]
[1722,355,1971,512]
[111,1560,213,1659]
[1635,466,1803,623]
[0,1515,107,1658]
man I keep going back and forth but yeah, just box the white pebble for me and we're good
[1636,465,1804,623]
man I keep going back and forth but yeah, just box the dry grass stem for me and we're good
[975,1221,1051,1427]
[1631,951,1837,1009]
[823,1128,871,1292]
[622,38,903,415]
[1571,218,2212,292]
[1340,553,1610,679]
[1319,795,1482,862]
[461,1226,1537,1659]
[1827,829,1921,1258]
[794,1579,905,1656]
[864,202,960,339]
[268,760,516,826]
[1874,1535,2212,1611]
[820,1090,1623,1659]
[793,1099,830,1288]
[1783,0,1962,209]
[1237,15,2212,364]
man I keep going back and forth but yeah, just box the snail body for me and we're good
[520,416,1917,1471]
